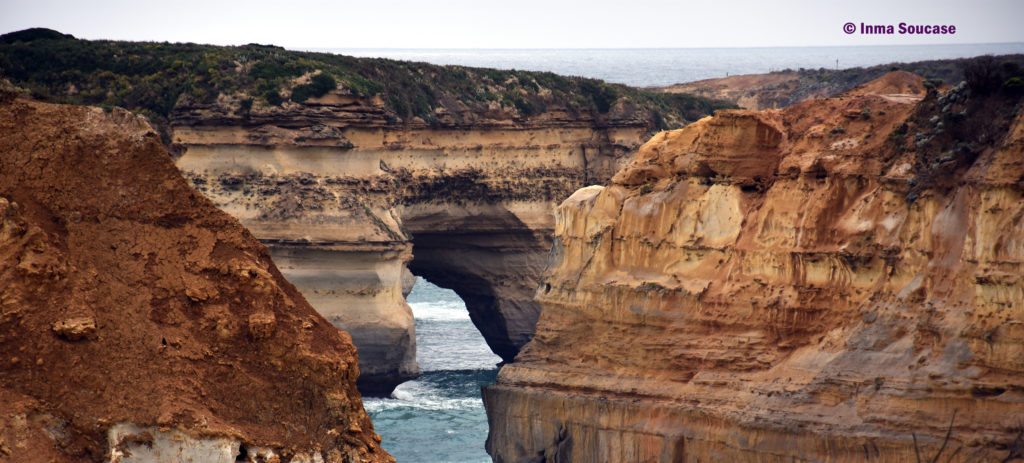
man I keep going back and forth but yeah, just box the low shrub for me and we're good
[290,72,336,103]
[965,56,1003,94]
[1004,76,1024,94]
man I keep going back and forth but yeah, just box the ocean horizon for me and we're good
[303,43,1024,87]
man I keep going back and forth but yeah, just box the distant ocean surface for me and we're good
[364,278,500,463]
[320,43,1024,87]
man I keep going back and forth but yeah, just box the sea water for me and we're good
[353,44,1024,462]
[325,43,1024,87]
[363,278,500,463]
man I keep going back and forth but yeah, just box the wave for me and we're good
[363,369,498,413]
[410,300,470,321]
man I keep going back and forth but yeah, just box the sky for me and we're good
[1,0,1022,49]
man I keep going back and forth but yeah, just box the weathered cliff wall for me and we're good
[486,73,1024,462]
[172,94,656,393]
[0,94,390,462]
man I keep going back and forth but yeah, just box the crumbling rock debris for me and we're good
[248,311,276,340]
[51,317,97,341]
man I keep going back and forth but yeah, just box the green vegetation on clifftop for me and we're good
[0,28,734,137]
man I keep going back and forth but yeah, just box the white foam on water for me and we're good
[409,300,470,321]
[406,277,473,321]
[364,276,497,462]
[364,380,483,413]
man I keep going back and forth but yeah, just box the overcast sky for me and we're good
[1,0,1022,49]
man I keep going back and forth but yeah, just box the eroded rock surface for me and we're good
[0,96,391,462]
[486,73,1024,462]
[173,91,666,392]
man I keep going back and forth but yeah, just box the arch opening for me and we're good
[364,276,499,462]
[403,214,551,364]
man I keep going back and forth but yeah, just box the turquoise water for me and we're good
[364,278,501,463]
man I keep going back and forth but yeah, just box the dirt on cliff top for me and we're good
[659,71,804,109]
[843,70,925,97]
[0,95,392,462]
[657,55,1024,109]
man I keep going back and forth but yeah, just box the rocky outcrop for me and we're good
[173,92,662,393]
[0,96,391,462]
[485,73,1024,462]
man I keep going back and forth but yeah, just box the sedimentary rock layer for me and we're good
[173,92,659,393]
[0,95,391,462]
[486,73,1024,462]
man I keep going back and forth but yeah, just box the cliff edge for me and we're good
[0,93,391,462]
[486,71,1024,462]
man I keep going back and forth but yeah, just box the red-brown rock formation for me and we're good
[0,95,392,462]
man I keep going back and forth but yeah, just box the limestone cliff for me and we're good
[0,94,391,462]
[173,92,658,394]
[485,72,1024,462]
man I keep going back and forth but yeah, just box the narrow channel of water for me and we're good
[364,277,501,463]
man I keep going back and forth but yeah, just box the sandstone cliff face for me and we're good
[172,92,659,393]
[0,96,391,462]
[486,73,1024,462]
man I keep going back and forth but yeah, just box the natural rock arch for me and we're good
[402,204,552,363]
[171,93,661,395]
